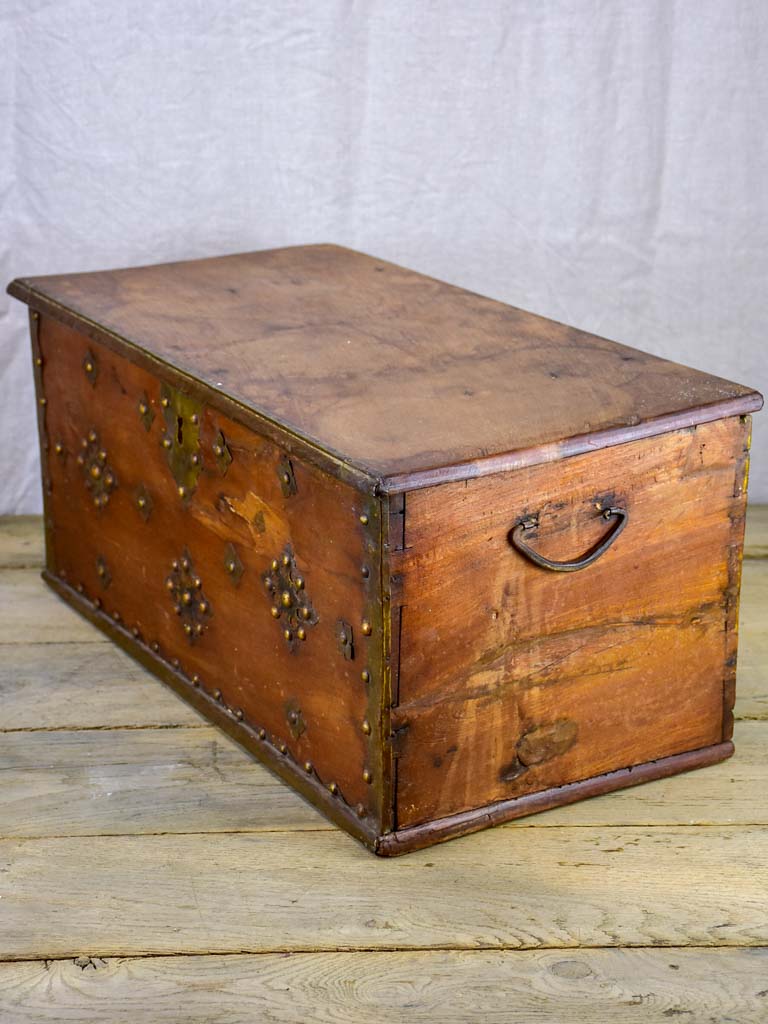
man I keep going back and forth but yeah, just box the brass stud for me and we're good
[85,360,94,374]
[138,401,148,416]
[356,803,367,819]
[191,674,200,686]
[213,444,223,457]
[297,627,306,641]
[235,709,244,720]
[32,312,39,320]
[112,611,120,622]
[288,711,298,725]
[194,623,204,636]
[137,496,147,509]
[257,728,266,740]
[160,396,169,408]
[172,658,180,669]
[193,577,201,589]
[181,590,192,605]
[328,782,339,795]
[213,688,222,701]
[281,591,292,608]
[281,554,290,567]
[361,620,372,636]
[181,558,190,572]
[271,559,279,572]
[35,356,42,366]
[165,578,174,590]
[93,597,102,609]
[281,472,290,485]
[54,442,64,455]
[198,601,208,614]
[279,743,287,754]
[294,576,304,590]
[191,453,200,465]
[361,670,370,684]
[190,414,199,425]
[76,583,84,593]
[270,606,280,618]
[90,464,102,480]
[362,769,373,784]
[183,623,192,636]
[283,628,292,641]
[39,397,47,406]
[151,641,159,652]
[98,450,107,462]
[300,606,311,621]
[131,626,140,637]
[362,719,372,735]
[359,513,369,525]
[97,564,106,578]
[303,761,313,774]
[171,560,179,571]
[227,561,237,574]
[361,566,370,578]
[173,604,181,615]
[162,437,172,449]
[178,485,186,499]
[88,430,97,443]
[104,473,114,487]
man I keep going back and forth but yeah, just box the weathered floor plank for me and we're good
[744,504,768,559]
[1,721,766,840]
[0,570,105,645]
[0,643,203,731]
[1,948,767,1024]
[737,559,768,720]
[1,826,766,958]
[0,516,44,570]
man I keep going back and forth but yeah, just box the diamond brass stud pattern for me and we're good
[77,430,117,509]
[263,547,317,650]
[166,550,212,644]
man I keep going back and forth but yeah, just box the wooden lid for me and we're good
[8,244,762,491]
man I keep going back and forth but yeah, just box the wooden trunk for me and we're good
[7,245,762,855]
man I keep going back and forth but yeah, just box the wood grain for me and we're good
[393,418,748,827]
[2,949,767,1024]
[8,245,760,483]
[0,722,765,840]
[2,826,766,958]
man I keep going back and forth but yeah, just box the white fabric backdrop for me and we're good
[1,0,766,513]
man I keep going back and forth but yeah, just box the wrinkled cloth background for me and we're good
[1,0,766,513]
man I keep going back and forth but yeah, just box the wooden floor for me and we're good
[0,512,766,1023]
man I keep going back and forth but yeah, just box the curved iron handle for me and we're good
[510,506,628,573]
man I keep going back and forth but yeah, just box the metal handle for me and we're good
[510,506,628,573]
